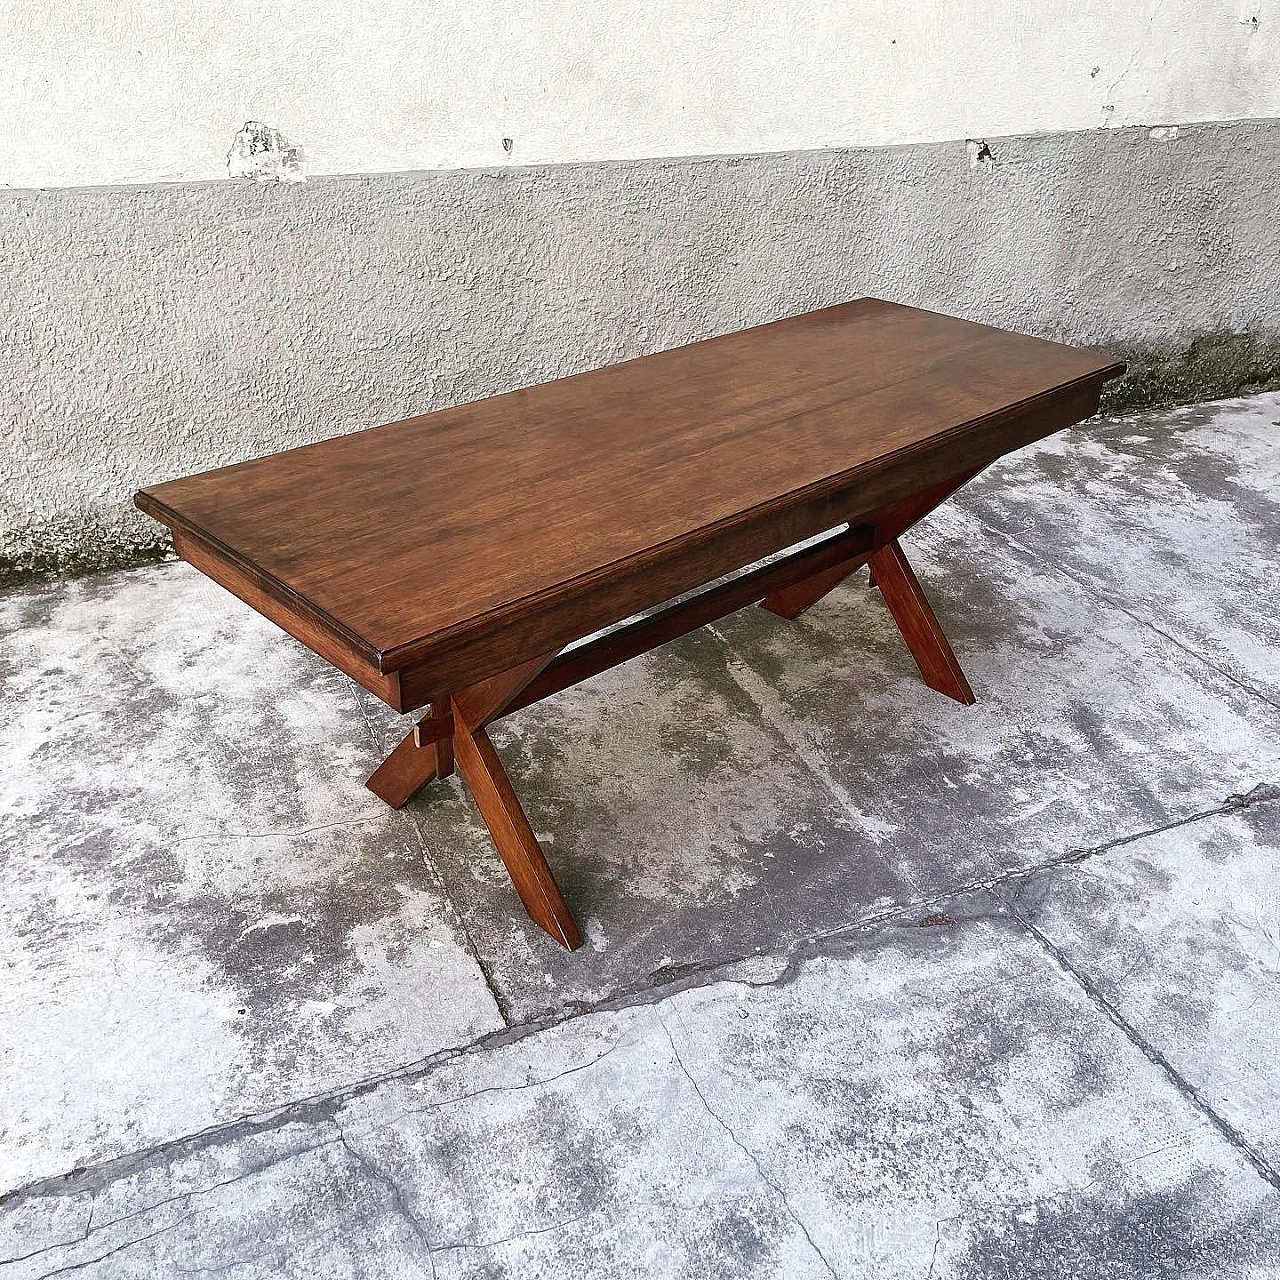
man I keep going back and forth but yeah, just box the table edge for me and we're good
[135,358,1124,684]
[374,360,1122,671]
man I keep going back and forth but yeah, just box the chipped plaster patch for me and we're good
[227,121,305,184]
[967,138,994,170]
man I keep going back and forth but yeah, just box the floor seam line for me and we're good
[657,1011,839,1278]
[964,511,1280,715]
[704,617,929,901]
[1006,902,1280,1193]
[810,787,1280,941]
[7,791,1277,1218]
[344,683,513,1027]
[402,801,515,1028]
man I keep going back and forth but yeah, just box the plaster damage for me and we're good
[226,121,305,184]
[2,119,1279,584]
[966,138,994,170]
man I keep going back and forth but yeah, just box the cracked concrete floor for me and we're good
[2,392,1279,1277]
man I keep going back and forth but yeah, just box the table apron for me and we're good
[393,378,1103,709]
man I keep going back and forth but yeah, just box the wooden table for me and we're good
[136,299,1123,950]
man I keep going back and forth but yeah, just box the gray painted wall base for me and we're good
[3,118,1278,583]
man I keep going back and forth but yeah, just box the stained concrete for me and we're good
[1007,801,1280,1171]
[0,570,503,1189]
[424,397,1280,1020]
[2,394,1279,1275]
[958,393,1280,705]
[416,537,1280,1020]
[3,910,1278,1277]
[4,118,1280,580]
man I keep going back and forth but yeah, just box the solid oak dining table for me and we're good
[136,299,1124,950]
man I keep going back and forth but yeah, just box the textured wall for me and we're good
[3,119,1279,577]
[2,0,1276,186]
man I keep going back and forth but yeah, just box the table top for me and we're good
[136,298,1123,677]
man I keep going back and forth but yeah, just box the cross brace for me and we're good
[365,466,984,948]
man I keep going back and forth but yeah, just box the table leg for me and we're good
[367,648,581,949]
[760,467,982,621]
[452,650,580,948]
[430,697,454,780]
[866,538,975,705]
[365,705,450,808]
[759,550,872,621]
[759,467,981,704]
[452,714,582,950]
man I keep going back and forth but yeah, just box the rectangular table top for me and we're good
[136,299,1122,689]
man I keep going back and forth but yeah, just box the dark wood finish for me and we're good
[366,650,576,945]
[172,529,406,710]
[869,466,987,539]
[365,721,439,809]
[867,539,976,705]
[504,523,876,718]
[451,650,561,728]
[430,698,455,781]
[386,376,1108,708]
[137,300,1122,711]
[390,481,868,710]
[364,651,557,816]
[452,689,582,950]
[136,300,1124,950]
[760,554,869,623]
[760,466,985,620]
[366,703,455,809]
[412,715,453,748]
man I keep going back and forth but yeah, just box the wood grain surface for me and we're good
[137,299,1122,696]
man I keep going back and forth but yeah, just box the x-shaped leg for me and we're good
[761,467,982,705]
[364,467,983,950]
[366,650,583,950]
[864,538,974,704]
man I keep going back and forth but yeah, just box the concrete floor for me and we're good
[2,393,1279,1277]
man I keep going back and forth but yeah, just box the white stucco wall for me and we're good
[3,0,1276,189]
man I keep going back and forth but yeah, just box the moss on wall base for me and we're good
[0,524,171,592]
[1102,332,1280,415]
